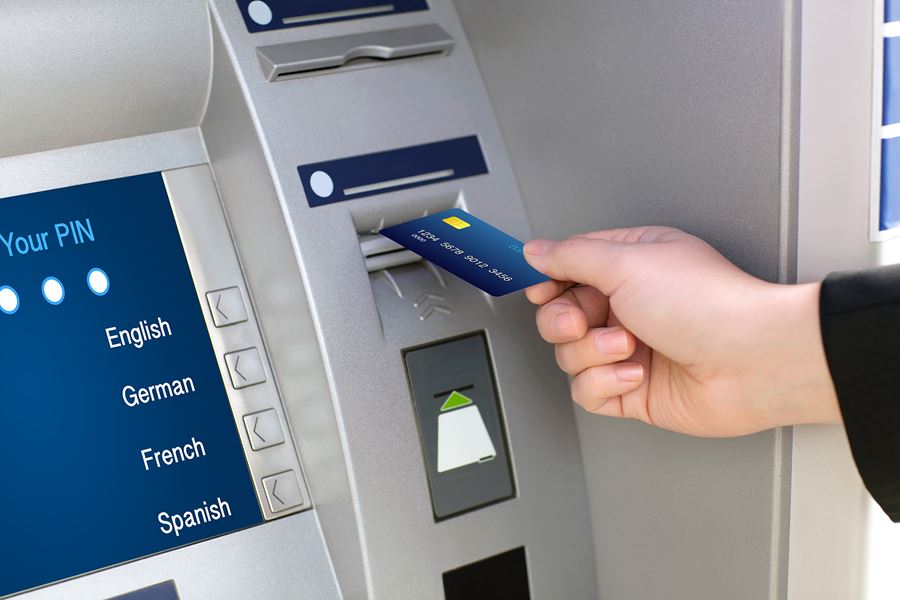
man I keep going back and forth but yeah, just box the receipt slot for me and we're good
[405,334,514,519]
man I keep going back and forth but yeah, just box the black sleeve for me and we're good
[820,264,900,522]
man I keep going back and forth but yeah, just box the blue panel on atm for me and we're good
[238,0,429,33]
[0,173,262,598]
[888,0,900,23]
[299,136,489,207]
[882,138,900,231]
[885,38,900,126]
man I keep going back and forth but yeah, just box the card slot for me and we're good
[359,234,404,258]
[350,190,462,236]
[364,249,422,273]
[360,233,421,272]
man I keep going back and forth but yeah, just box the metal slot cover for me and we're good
[256,24,455,81]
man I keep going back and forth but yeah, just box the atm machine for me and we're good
[0,1,594,598]
[2,1,895,599]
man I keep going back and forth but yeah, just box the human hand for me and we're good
[524,227,840,437]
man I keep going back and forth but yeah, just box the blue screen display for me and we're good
[0,173,262,597]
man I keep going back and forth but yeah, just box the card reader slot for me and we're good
[257,24,455,82]
[360,234,404,257]
[351,191,460,235]
[354,191,460,274]
[365,249,422,272]
[360,233,421,272]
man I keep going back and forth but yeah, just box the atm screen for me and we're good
[0,173,262,597]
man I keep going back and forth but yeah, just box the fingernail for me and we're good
[616,363,644,382]
[595,328,629,355]
[553,312,577,338]
[524,239,549,256]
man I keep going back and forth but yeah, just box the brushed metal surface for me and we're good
[206,0,598,597]
[20,512,340,600]
[0,0,211,159]
[202,24,369,598]
[455,1,794,598]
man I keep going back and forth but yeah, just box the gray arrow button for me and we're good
[243,409,284,450]
[206,286,248,327]
[262,471,305,513]
[225,348,266,389]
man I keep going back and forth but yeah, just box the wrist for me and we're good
[754,282,841,429]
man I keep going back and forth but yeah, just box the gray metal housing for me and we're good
[203,1,596,597]
[2,1,596,598]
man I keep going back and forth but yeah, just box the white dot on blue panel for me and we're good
[42,277,65,305]
[87,268,110,296]
[0,285,19,315]
[310,171,334,198]
[248,1,273,25]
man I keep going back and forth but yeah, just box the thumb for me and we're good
[524,237,634,295]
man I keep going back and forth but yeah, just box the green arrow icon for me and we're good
[440,390,474,412]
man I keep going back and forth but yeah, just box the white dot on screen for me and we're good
[42,277,65,305]
[0,286,19,315]
[310,171,334,198]
[248,1,273,25]
[87,268,110,296]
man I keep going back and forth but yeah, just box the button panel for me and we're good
[163,166,310,522]
[243,408,285,451]
[207,286,249,327]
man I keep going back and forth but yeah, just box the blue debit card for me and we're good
[379,208,550,296]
